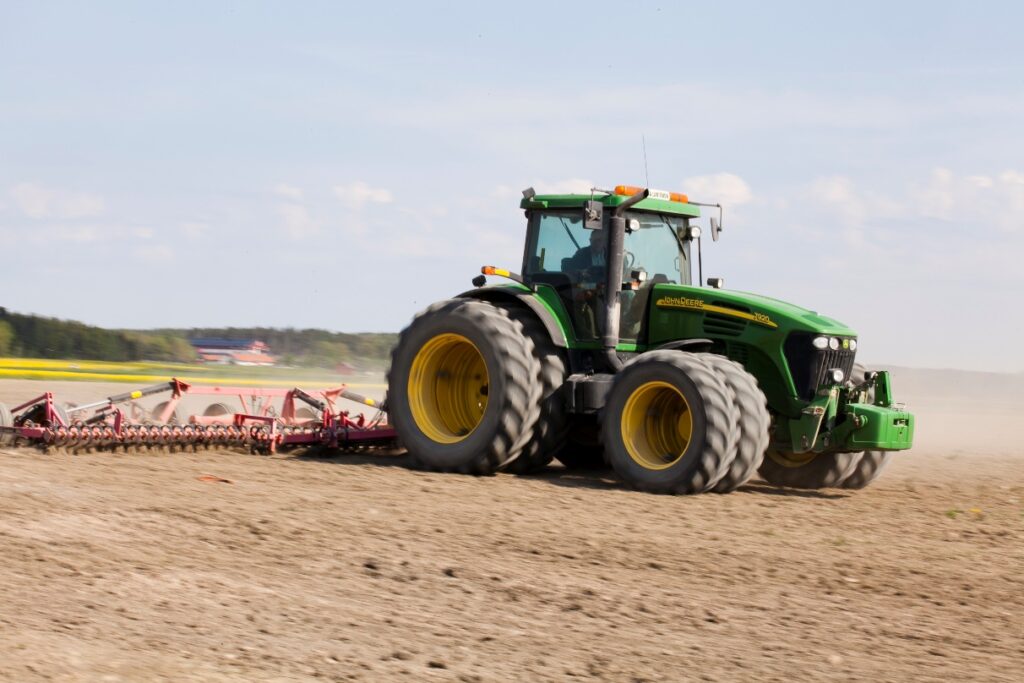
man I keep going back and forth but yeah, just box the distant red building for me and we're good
[190,338,276,366]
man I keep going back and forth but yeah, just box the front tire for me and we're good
[837,364,892,489]
[603,351,738,494]
[758,449,861,489]
[387,299,542,475]
[841,451,891,489]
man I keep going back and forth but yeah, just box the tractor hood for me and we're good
[651,284,857,337]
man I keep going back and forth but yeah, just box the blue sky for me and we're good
[2,1,1023,371]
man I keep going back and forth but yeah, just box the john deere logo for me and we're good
[656,296,705,311]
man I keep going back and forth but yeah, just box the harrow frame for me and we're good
[0,379,395,454]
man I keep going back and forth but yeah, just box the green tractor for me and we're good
[387,185,914,493]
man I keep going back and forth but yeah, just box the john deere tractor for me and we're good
[387,185,914,493]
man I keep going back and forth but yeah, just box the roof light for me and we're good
[481,266,510,277]
[614,185,689,204]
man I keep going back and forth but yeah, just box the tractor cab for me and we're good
[521,186,701,343]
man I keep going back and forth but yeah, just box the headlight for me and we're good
[849,339,857,351]
[812,336,829,350]
[828,337,840,350]
[827,368,845,383]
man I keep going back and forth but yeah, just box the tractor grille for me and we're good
[702,301,752,338]
[703,312,746,337]
[783,332,857,400]
[725,342,750,366]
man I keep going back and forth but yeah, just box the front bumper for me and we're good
[786,370,915,454]
[843,403,914,450]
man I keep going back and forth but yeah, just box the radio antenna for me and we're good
[642,134,650,187]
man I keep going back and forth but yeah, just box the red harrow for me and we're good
[0,379,396,455]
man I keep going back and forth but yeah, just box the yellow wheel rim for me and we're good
[408,333,488,444]
[766,450,817,468]
[620,381,693,470]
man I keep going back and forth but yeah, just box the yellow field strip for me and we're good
[0,368,386,389]
[0,358,215,373]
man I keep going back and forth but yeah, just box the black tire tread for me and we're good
[387,298,542,475]
[841,451,891,489]
[607,350,738,495]
[702,355,771,493]
[838,364,892,489]
[501,306,569,474]
[758,449,861,489]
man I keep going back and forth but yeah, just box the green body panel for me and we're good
[643,283,856,418]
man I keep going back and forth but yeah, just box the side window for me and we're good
[525,212,589,274]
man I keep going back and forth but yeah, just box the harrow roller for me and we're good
[0,379,395,456]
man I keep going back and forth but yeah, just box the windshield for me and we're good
[622,211,691,286]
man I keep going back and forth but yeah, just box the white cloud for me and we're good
[53,225,103,243]
[278,203,321,239]
[273,183,304,200]
[910,166,1024,233]
[332,181,393,208]
[682,173,753,206]
[8,183,105,219]
[133,245,174,262]
[180,222,208,240]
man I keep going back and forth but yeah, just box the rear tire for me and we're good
[387,299,542,475]
[758,449,861,489]
[603,351,738,494]
[500,307,570,474]
[701,355,771,493]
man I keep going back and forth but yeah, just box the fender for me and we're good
[653,338,715,352]
[458,286,568,347]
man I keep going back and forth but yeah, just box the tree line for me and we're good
[0,308,397,366]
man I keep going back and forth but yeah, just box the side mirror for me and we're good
[584,200,603,230]
[710,216,722,242]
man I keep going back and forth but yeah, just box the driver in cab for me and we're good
[563,228,608,287]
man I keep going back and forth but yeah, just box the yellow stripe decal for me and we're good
[655,297,778,328]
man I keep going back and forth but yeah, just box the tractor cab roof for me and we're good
[521,185,702,218]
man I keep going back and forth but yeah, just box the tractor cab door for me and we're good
[522,210,604,341]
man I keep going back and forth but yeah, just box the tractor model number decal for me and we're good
[655,297,778,329]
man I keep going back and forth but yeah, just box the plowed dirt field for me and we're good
[0,378,1021,682]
